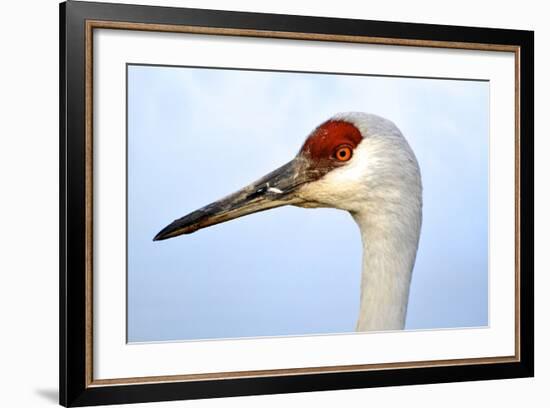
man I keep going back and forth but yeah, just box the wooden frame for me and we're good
[60,1,534,406]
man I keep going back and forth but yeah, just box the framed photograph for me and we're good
[60,1,534,406]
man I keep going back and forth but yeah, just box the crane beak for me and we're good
[153,157,312,241]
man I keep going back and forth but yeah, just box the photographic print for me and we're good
[127,65,489,342]
[60,3,533,405]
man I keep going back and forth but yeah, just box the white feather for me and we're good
[297,113,422,331]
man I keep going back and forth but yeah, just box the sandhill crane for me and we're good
[154,112,422,332]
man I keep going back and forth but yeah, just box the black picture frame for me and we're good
[60,1,534,406]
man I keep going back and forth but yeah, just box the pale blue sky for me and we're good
[127,64,489,342]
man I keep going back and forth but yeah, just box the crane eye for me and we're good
[334,145,353,162]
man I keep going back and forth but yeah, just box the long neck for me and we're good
[352,208,421,331]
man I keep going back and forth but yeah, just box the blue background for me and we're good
[127,65,489,342]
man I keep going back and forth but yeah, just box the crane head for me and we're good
[153,112,420,241]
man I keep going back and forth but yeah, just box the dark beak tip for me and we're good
[152,227,175,242]
[153,223,198,242]
[152,232,165,242]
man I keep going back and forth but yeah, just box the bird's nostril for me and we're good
[246,186,268,200]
